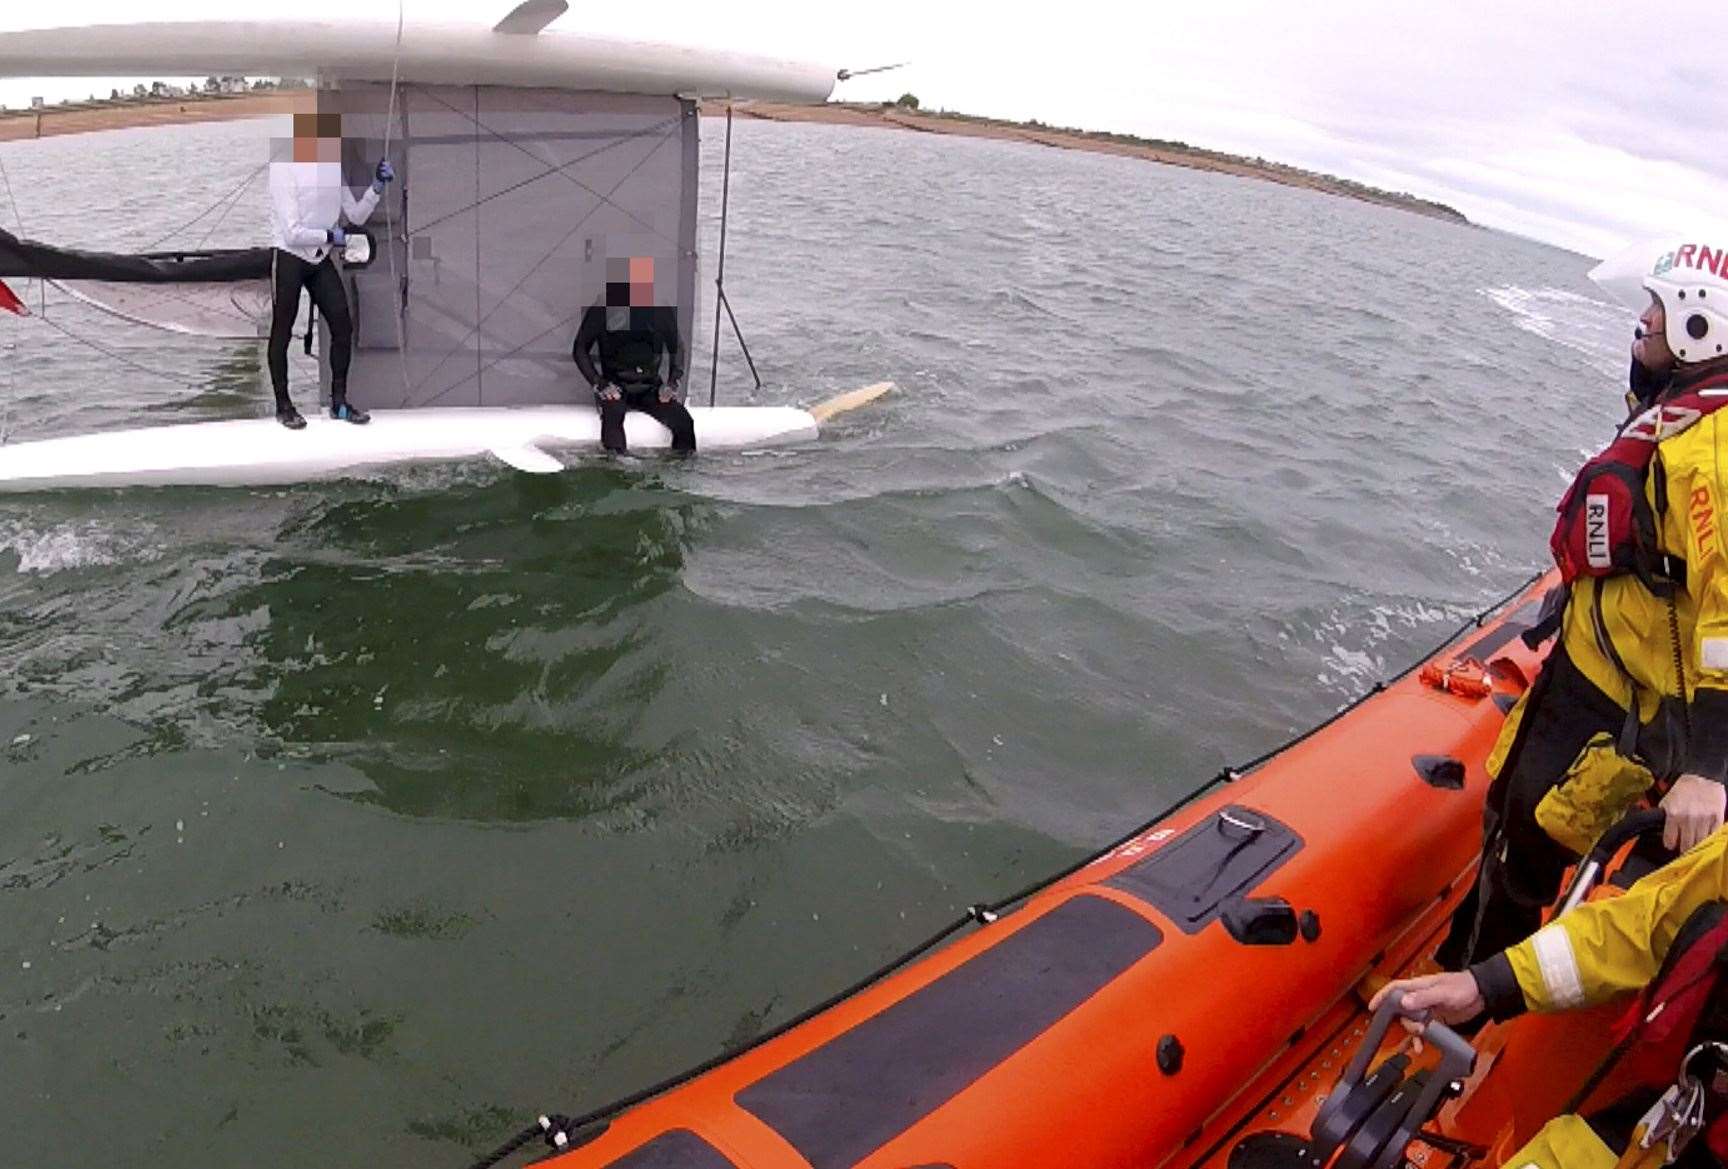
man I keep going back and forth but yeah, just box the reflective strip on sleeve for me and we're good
[1703,638,1728,672]
[1531,924,1585,1008]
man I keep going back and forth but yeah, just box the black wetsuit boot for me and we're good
[330,386,370,424]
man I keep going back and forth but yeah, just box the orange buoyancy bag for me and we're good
[1551,376,1728,586]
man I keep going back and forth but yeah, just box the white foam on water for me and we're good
[1481,284,1631,376]
[1309,595,1474,697]
[0,519,162,575]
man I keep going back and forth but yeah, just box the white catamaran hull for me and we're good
[0,405,820,492]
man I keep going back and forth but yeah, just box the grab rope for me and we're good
[461,568,1549,1169]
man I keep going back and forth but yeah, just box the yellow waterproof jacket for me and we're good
[1472,827,1728,1016]
[1557,399,1728,784]
[1479,833,1728,1169]
[1501,1114,1617,1169]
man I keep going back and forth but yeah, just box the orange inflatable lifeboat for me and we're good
[495,572,1573,1169]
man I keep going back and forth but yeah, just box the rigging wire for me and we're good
[0,145,24,235]
[0,145,30,443]
[382,0,414,407]
[707,102,734,407]
[141,162,268,252]
[192,166,267,251]
[28,307,216,391]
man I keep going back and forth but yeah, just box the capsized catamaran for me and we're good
[0,7,893,491]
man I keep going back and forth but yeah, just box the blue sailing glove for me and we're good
[373,159,395,193]
[327,226,349,247]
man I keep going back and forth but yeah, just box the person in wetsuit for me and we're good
[571,256,695,454]
[267,105,393,429]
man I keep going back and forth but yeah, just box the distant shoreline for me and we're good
[726,102,1469,227]
[0,92,297,143]
[0,93,1468,227]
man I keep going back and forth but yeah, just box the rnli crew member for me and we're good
[571,256,695,455]
[1439,239,1728,972]
[267,107,394,430]
[1374,824,1728,1169]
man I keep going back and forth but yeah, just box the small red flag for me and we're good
[0,277,25,317]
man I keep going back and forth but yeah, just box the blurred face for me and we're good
[629,257,655,307]
[291,111,343,163]
[1634,293,1676,373]
[605,256,658,309]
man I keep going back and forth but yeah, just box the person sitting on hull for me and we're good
[571,256,695,455]
[267,100,394,430]
[1376,821,1728,1169]
[1437,238,1728,976]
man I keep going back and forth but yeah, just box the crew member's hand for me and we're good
[1660,774,1726,853]
[327,226,349,247]
[597,383,621,402]
[659,382,680,404]
[1368,972,1485,1031]
[374,160,395,192]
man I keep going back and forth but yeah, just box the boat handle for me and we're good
[1556,808,1667,915]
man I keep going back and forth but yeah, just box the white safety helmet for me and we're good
[1590,235,1728,364]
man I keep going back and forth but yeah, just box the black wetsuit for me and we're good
[268,251,354,412]
[571,305,695,453]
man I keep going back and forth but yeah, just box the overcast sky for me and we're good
[2,1,1724,258]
